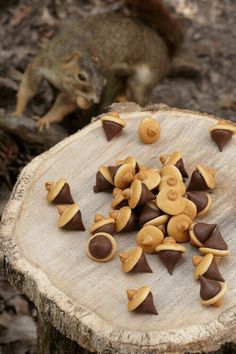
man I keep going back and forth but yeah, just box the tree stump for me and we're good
[1,103,236,354]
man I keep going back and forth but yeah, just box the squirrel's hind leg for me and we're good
[36,92,77,131]
[15,60,43,116]
[126,64,154,106]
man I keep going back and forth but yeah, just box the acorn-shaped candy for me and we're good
[45,179,74,204]
[57,204,85,230]
[138,200,169,228]
[101,111,126,141]
[108,163,135,189]
[209,119,236,152]
[159,151,188,179]
[88,214,115,235]
[192,254,224,282]
[93,166,114,193]
[109,206,138,232]
[199,276,227,307]
[199,225,229,258]
[181,198,197,220]
[158,174,186,195]
[187,164,216,191]
[155,237,186,275]
[189,222,217,247]
[126,180,156,209]
[135,167,161,193]
[86,232,116,262]
[111,188,129,210]
[136,225,164,253]
[115,156,140,173]
[186,191,211,217]
[119,247,152,273]
[127,286,158,315]
[156,188,186,216]
[138,117,161,144]
[167,214,192,243]
[160,164,183,180]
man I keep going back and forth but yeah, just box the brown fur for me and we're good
[15,2,184,130]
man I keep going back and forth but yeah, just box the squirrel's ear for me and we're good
[63,52,80,65]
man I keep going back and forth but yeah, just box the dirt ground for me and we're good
[0,0,235,353]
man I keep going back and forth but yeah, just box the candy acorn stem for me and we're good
[45,181,54,191]
[94,214,105,222]
[192,255,203,266]
[57,205,67,215]
[119,252,128,263]
[127,289,137,300]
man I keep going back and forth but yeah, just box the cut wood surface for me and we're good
[1,104,236,353]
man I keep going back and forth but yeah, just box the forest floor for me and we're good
[0,0,235,353]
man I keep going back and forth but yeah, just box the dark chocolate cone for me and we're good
[139,203,162,227]
[93,171,113,193]
[211,129,233,152]
[114,199,129,210]
[102,120,123,141]
[63,210,85,231]
[108,165,120,181]
[204,226,228,250]
[187,170,208,191]
[89,235,112,260]
[175,158,188,178]
[193,222,217,244]
[138,184,156,206]
[131,253,153,273]
[199,276,221,301]
[135,292,158,315]
[203,259,224,282]
[123,211,138,232]
[158,250,182,275]
[92,223,115,235]
[187,191,208,213]
[53,183,74,204]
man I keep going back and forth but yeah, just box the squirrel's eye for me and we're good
[77,72,88,82]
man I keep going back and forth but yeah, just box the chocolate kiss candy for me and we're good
[89,214,115,236]
[89,235,112,259]
[158,250,182,275]
[211,129,233,152]
[108,165,120,181]
[193,222,217,244]
[102,120,123,141]
[187,170,208,191]
[57,204,85,231]
[199,276,221,301]
[139,184,156,205]
[53,183,74,204]
[135,292,158,315]
[123,210,137,232]
[87,232,116,262]
[204,259,224,282]
[204,226,228,250]
[175,158,188,179]
[101,113,125,141]
[138,202,163,227]
[155,238,186,275]
[119,247,153,273]
[93,167,113,193]
[45,179,74,204]
[193,254,224,282]
[132,253,152,273]
[187,191,208,213]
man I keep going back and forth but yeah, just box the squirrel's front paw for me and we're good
[11,110,22,117]
[36,117,51,132]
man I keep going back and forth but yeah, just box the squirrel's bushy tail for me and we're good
[125,0,185,55]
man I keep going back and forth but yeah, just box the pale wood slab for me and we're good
[1,104,236,353]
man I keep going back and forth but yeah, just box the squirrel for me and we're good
[15,0,185,131]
